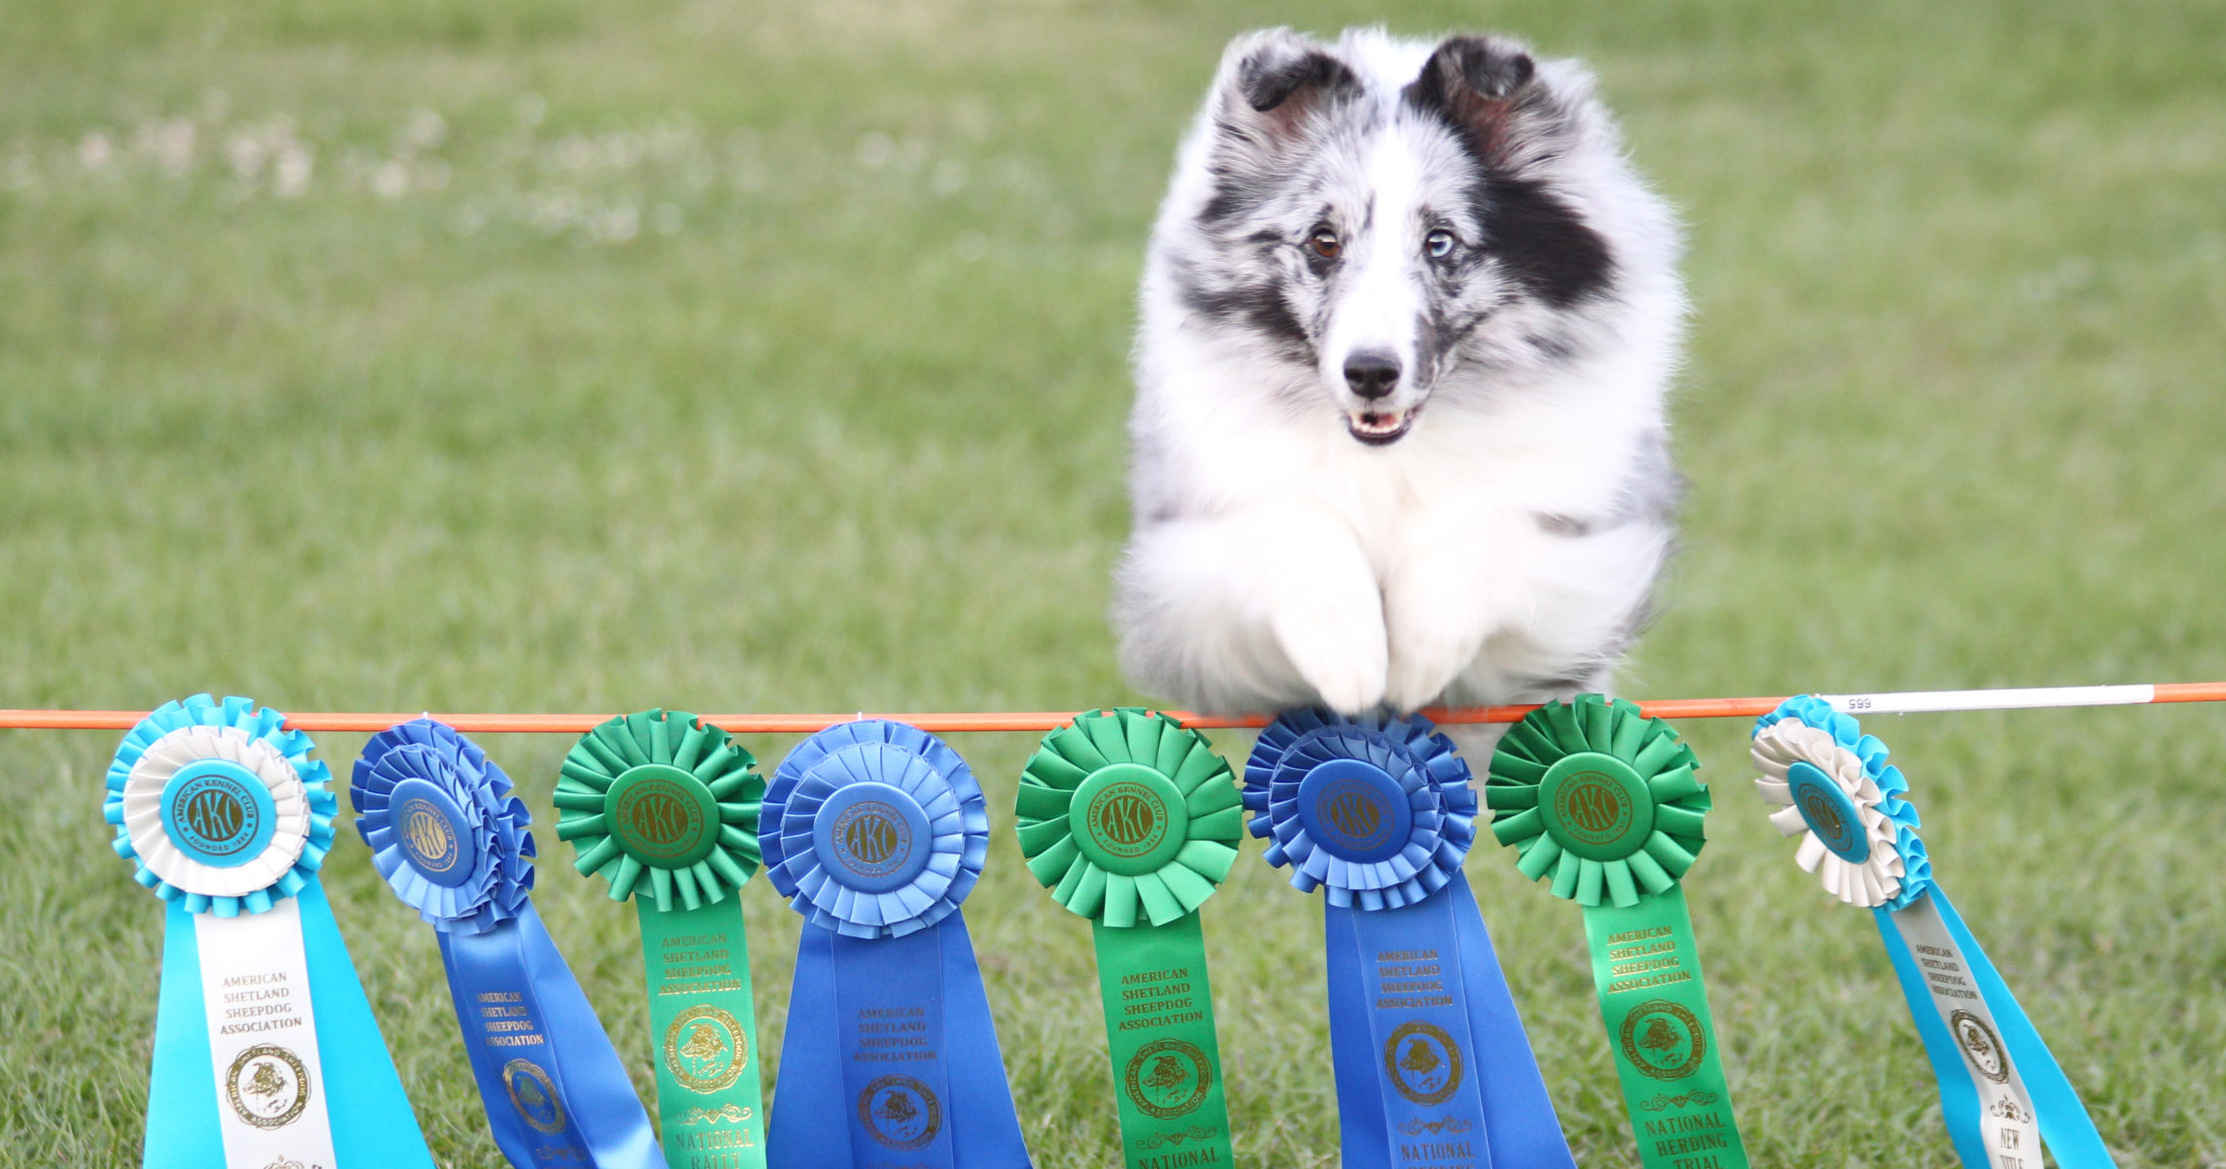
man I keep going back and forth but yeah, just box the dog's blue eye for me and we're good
[1426,229,1457,259]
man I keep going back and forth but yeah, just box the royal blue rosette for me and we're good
[761,719,987,938]
[1246,710,1575,1169]
[764,720,1031,1169]
[1752,698,2113,1169]
[355,720,534,932]
[108,694,431,1169]
[1245,708,1472,909]
[354,719,662,1169]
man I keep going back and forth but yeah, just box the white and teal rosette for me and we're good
[1750,695,1928,909]
[1242,708,1474,909]
[107,694,432,1169]
[762,719,988,938]
[106,694,337,916]
[1749,697,2115,1169]
[353,719,535,934]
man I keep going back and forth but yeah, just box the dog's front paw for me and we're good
[1271,589,1388,715]
[1383,636,1475,714]
[1382,556,1493,713]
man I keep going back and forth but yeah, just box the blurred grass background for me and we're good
[3,0,2223,1164]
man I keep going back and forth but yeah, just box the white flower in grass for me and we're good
[273,146,313,198]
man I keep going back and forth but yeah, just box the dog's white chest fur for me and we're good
[1114,28,1684,716]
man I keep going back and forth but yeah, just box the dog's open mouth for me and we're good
[1346,408,1415,445]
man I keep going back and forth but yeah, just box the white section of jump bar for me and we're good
[1818,684,2156,715]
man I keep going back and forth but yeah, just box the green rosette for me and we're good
[1015,709,1241,1169]
[557,709,768,1168]
[1487,695,1750,1169]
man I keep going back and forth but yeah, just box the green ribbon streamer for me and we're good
[1017,710,1242,1169]
[1581,888,1745,1169]
[558,709,769,1168]
[1091,914,1234,1169]
[637,898,766,1169]
[1487,695,1750,1169]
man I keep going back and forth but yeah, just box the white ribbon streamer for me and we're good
[1887,896,2042,1166]
[195,900,339,1169]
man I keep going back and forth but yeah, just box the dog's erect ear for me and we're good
[1216,29,1359,143]
[1403,35,1542,162]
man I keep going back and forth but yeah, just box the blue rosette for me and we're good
[764,720,1031,1169]
[352,719,663,1169]
[107,694,432,1169]
[1243,709,1574,1169]
[1749,698,2113,1169]
[762,719,988,939]
[1244,708,1472,909]
[353,719,534,933]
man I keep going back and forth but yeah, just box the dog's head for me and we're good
[1161,29,1637,446]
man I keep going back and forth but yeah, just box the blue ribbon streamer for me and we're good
[143,881,433,1169]
[771,918,1031,1169]
[765,721,1030,1169]
[442,902,666,1169]
[1877,890,2117,1169]
[354,719,660,1169]
[1325,880,1573,1169]
[1248,709,1573,1169]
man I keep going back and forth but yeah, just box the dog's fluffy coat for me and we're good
[1115,28,1685,717]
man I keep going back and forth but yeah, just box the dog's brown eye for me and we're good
[1307,226,1342,261]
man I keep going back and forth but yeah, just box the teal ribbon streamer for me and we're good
[1876,889,2117,1168]
[143,881,433,1168]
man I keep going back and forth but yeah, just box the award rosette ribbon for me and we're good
[104,694,433,1169]
[762,720,1032,1169]
[1484,695,1750,1169]
[557,709,770,1168]
[1244,709,1575,1169]
[352,718,663,1169]
[1014,709,1241,1169]
[1751,696,2117,1169]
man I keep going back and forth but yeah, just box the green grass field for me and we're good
[4,0,2223,1164]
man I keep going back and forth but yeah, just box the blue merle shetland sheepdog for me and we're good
[1115,28,1686,723]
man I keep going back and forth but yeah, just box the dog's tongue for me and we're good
[1348,408,1409,438]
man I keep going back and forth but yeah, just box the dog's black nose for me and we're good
[1343,352,1402,400]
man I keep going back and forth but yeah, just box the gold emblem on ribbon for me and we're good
[1618,999,1706,1082]
[857,1074,944,1150]
[1123,1038,1213,1120]
[226,1044,310,1130]
[1554,771,1635,848]
[1382,1021,1465,1106]
[395,796,460,874]
[664,1005,747,1093]
[1087,782,1169,860]
[1950,1009,2011,1084]
[502,1058,568,1135]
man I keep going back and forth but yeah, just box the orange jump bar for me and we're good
[5,683,2223,736]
